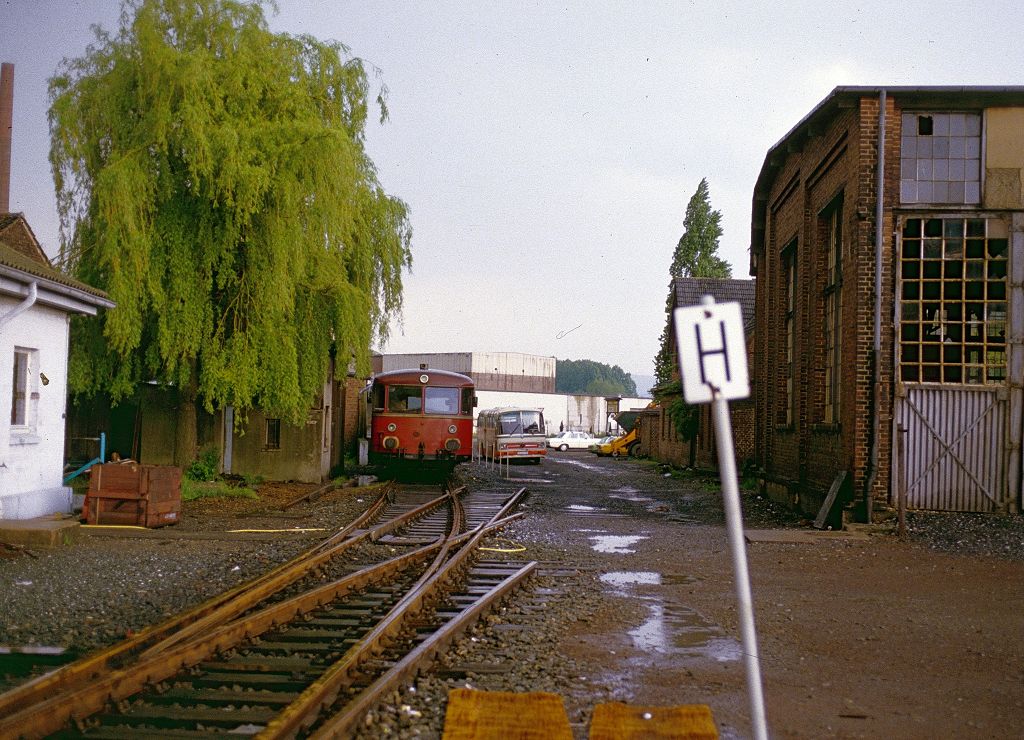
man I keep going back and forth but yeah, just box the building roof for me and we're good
[0,213,50,265]
[749,85,1024,273]
[672,277,756,334]
[0,213,113,309]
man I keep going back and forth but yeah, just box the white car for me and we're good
[547,431,597,451]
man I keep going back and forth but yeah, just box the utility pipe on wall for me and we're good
[0,281,38,329]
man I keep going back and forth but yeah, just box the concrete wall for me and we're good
[985,107,1024,210]
[381,352,557,393]
[0,298,74,518]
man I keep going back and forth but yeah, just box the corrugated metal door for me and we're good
[894,214,1022,512]
[896,386,1006,511]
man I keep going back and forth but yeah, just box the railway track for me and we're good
[0,481,535,738]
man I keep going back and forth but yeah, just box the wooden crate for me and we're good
[85,463,182,528]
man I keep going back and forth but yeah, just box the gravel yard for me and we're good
[2,458,1023,738]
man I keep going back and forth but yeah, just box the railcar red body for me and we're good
[366,368,476,467]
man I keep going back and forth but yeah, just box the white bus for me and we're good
[476,407,547,464]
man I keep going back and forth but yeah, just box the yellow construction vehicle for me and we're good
[596,403,655,457]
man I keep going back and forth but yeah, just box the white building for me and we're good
[0,215,113,519]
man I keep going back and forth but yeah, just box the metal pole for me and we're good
[897,424,907,539]
[711,391,768,740]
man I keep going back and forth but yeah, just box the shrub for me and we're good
[185,448,220,482]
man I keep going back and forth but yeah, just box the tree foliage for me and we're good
[50,0,411,438]
[654,178,731,385]
[556,359,637,397]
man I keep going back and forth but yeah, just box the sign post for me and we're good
[674,295,768,740]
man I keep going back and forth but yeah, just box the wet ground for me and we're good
[471,450,1024,739]
[2,454,1022,738]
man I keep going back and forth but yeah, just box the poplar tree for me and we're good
[50,0,412,464]
[653,179,730,464]
[654,178,731,385]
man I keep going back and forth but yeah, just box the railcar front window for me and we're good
[424,386,460,414]
[388,386,423,412]
[461,388,475,416]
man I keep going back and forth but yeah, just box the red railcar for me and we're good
[365,368,476,468]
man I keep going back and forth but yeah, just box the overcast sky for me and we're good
[5,1,1024,384]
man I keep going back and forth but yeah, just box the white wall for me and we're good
[0,296,74,518]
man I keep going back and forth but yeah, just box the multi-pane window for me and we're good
[899,217,1008,384]
[781,242,796,426]
[900,112,982,205]
[10,348,38,433]
[822,200,843,424]
[266,418,282,450]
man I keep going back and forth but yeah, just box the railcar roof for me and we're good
[373,368,474,386]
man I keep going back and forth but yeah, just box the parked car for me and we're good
[547,431,597,451]
[588,435,617,453]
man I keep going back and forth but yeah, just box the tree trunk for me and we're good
[173,372,199,467]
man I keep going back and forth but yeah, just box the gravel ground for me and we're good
[2,459,1023,738]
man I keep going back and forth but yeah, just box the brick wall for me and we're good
[752,93,899,520]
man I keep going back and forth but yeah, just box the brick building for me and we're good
[751,86,1024,521]
[639,277,755,471]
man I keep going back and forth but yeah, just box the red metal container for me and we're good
[85,463,182,528]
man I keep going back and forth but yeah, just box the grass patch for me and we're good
[181,479,258,502]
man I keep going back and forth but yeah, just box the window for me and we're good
[388,385,422,412]
[780,241,797,426]
[822,198,843,424]
[899,217,1008,384]
[498,410,544,435]
[900,111,981,205]
[10,348,38,434]
[266,418,281,450]
[424,386,459,414]
[10,350,28,425]
[461,388,475,416]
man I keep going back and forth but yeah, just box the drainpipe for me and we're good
[0,281,38,329]
[865,89,887,523]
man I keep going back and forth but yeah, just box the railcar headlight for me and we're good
[387,423,397,432]
[448,424,457,434]
[383,436,400,450]
[445,438,461,452]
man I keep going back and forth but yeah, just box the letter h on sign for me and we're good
[673,297,749,404]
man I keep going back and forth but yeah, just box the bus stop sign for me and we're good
[674,298,749,404]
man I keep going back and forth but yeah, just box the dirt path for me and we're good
[506,452,1024,739]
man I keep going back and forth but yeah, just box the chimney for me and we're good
[0,62,13,214]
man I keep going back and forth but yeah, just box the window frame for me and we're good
[897,215,1008,385]
[10,347,39,437]
[265,418,282,450]
[780,239,797,427]
[821,196,843,425]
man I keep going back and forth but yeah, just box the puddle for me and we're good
[568,504,601,512]
[629,601,742,661]
[600,571,661,587]
[599,571,740,662]
[549,458,603,472]
[608,493,655,504]
[589,535,648,553]
[612,486,640,494]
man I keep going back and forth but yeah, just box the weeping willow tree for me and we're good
[50,0,411,465]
